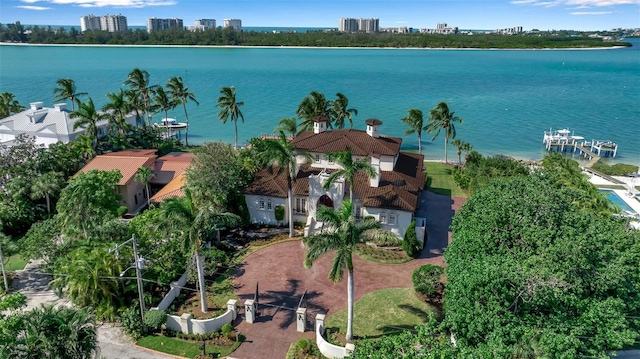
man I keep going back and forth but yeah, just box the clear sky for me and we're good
[1,0,639,31]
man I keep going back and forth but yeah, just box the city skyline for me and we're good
[1,0,639,31]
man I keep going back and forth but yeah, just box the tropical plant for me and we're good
[123,68,153,126]
[252,132,313,237]
[402,220,420,258]
[134,166,155,208]
[151,85,177,138]
[73,134,97,161]
[124,88,145,127]
[412,264,444,298]
[323,147,376,203]
[143,309,167,332]
[30,171,65,214]
[0,92,24,118]
[103,88,131,135]
[0,232,18,292]
[401,108,424,154]
[71,97,107,148]
[450,139,472,166]
[274,117,298,138]
[53,78,87,111]
[159,190,240,313]
[329,92,357,129]
[167,76,199,146]
[216,86,245,149]
[296,91,330,132]
[425,102,464,164]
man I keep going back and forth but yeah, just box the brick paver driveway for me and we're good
[230,191,465,359]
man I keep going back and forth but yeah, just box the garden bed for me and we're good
[137,328,242,359]
[355,243,412,264]
[170,290,227,320]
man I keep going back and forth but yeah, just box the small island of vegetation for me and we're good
[0,22,632,49]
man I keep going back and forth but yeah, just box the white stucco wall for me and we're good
[307,172,344,219]
[380,155,396,171]
[245,194,287,225]
[362,207,413,238]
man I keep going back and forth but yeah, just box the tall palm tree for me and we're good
[160,191,240,313]
[401,108,424,154]
[425,101,464,164]
[253,132,313,237]
[30,171,65,215]
[304,200,398,342]
[73,134,97,161]
[330,93,357,129]
[323,147,376,203]
[134,167,155,208]
[123,68,153,126]
[216,86,245,150]
[274,117,298,138]
[151,85,177,138]
[450,139,472,166]
[297,91,330,132]
[167,76,199,147]
[102,89,131,135]
[72,97,106,148]
[53,78,87,111]
[0,92,25,118]
[124,88,145,128]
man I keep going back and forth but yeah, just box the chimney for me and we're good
[29,102,44,111]
[313,116,329,134]
[365,119,382,138]
[370,155,381,187]
[54,103,67,112]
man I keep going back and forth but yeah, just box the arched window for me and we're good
[380,211,387,224]
[389,212,396,225]
[259,198,265,210]
[267,199,273,210]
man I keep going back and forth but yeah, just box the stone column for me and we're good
[227,299,238,320]
[245,299,256,324]
[346,343,355,356]
[296,307,307,332]
[315,313,325,334]
[180,313,191,334]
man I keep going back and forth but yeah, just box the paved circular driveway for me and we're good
[230,192,465,359]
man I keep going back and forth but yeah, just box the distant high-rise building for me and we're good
[188,19,216,31]
[419,22,458,34]
[80,15,101,32]
[338,18,379,33]
[223,19,242,31]
[81,14,126,32]
[147,17,184,32]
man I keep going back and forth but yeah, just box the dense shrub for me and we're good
[143,309,167,331]
[274,205,285,223]
[592,162,639,176]
[402,220,420,258]
[412,264,444,298]
[119,304,144,339]
[221,323,233,338]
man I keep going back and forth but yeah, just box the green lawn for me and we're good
[424,161,467,198]
[4,254,28,271]
[137,335,240,358]
[325,288,437,339]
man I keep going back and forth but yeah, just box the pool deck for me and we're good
[588,172,640,229]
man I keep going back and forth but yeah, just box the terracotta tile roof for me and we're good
[244,164,321,198]
[105,149,158,157]
[158,152,197,162]
[150,172,187,203]
[291,129,402,157]
[78,154,155,185]
[151,152,196,185]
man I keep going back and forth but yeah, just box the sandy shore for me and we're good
[0,42,628,51]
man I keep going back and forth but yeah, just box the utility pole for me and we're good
[110,235,146,321]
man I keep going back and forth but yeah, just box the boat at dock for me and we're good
[542,128,618,161]
[154,118,188,130]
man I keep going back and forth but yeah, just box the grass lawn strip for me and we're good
[325,288,437,339]
[137,335,240,358]
[5,254,28,271]
[424,161,467,198]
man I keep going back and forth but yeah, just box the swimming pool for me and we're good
[599,189,637,214]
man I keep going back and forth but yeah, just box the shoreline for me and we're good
[0,42,628,51]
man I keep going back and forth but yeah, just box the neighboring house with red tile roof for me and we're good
[76,150,195,213]
[244,118,426,240]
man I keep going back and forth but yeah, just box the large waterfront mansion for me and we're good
[244,117,426,242]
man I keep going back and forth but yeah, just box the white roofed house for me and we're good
[0,101,136,148]
[244,117,426,243]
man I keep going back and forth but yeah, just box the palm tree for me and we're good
[0,232,18,292]
[167,76,199,147]
[30,171,65,215]
[216,86,245,149]
[297,91,330,132]
[401,108,424,154]
[323,147,376,203]
[0,92,25,118]
[425,102,464,164]
[73,134,97,161]
[72,97,106,148]
[123,68,153,126]
[124,88,145,128]
[134,167,155,208]
[450,139,472,166]
[274,117,298,138]
[53,78,87,111]
[330,93,357,129]
[253,132,313,238]
[160,191,240,313]
[151,85,177,138]
[102,89,131,135]
[304,200,398,341]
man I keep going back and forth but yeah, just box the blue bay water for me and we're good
[1,41,639,164]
